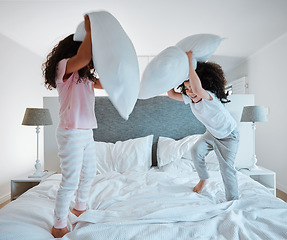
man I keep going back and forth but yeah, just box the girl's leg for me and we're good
[213,129,240,201]
[190,132,213,192]
[53,129,85,233]
[73,131,97,215]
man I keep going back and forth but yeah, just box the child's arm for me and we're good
[167,89,184,101]
[186,51,212,100]
[168,87,202,103]
[65,15,92,76]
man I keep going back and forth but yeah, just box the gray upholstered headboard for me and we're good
[93,96,205,166]
[44,94,254,171]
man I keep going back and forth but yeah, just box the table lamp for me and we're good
[22,108,53,178]
[240,105,268,169]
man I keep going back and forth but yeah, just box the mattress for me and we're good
[0,170,286,240]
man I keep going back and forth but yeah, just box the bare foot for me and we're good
[193,180,207,193]
[51,226,69,238]
[71,208,86,217]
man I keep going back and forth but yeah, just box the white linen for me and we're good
[95,135,153,174]
[0,171,287,240]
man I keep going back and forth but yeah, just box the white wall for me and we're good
[0,34,48,202]
[226,33,287,192]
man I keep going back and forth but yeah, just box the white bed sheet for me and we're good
[0,170,287,240]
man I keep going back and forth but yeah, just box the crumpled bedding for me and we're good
[0,170,286,240]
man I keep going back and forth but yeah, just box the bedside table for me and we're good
[11,171,56,200]
[239,166,276,196]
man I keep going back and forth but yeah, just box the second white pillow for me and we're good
[138,46,189,99]
[175,33,224,69]
[95,135,154,174]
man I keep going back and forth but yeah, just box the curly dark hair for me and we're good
[178,61,230,103]
[42,34,96,90]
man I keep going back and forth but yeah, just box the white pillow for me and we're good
[74,11,140,120]
[138,34,223,100]
[157,135,219,172]
[138,46,189,99]
[175,33,224,69]
[95,135,153,174]
[157,135,201,167]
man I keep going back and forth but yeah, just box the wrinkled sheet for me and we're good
[0,170,287,240]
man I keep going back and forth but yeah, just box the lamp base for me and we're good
[248,154,258,170]
[28,171,48,178]
[248,164,258,170]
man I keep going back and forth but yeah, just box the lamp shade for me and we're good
[240,106,268,123]
[22,108,53,126]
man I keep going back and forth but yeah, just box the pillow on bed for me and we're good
[95,135,153,174]
[157,135,219,172]
[138,46,189,99]
[157,135,201,167]
[175,33,224,69]
[74,11,140,120]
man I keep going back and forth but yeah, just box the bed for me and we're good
[0,96,287,240]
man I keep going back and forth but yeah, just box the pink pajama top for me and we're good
[56,59,98,130]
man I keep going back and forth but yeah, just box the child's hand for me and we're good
[84,15,91,33]
[186,50,193,60]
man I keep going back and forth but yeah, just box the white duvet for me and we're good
[0,170,287,240]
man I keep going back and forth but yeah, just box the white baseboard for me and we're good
[277,182,287,193]
[0,193,10,204]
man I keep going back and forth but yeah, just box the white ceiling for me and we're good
[1,0,287,73]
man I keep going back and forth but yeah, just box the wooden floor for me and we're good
[0,189,286,210]
[0,199,10,209]
[277,189,287,202]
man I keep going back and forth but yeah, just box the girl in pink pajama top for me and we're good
[42,15,102,238]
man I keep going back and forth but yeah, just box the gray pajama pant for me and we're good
[54,128,97,228]
[190,129,240,201]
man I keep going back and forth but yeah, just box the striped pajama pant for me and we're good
[54,128,97,228]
